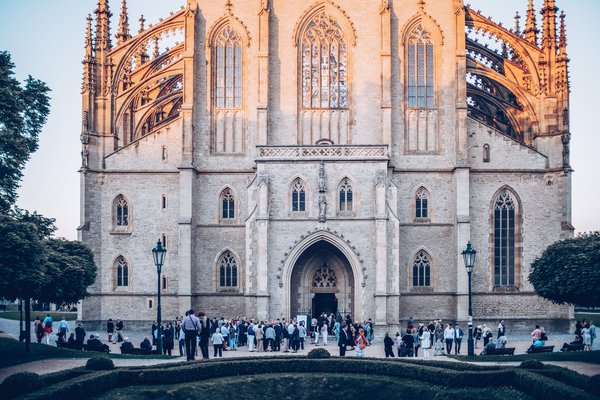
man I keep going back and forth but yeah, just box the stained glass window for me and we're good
[407,25,434,108]
[116,256,129,287]
[412,251,431,287]
[416,188,429,219]
[301,12,347,109]
[221,189,235,220]
[494,191,515,287]
[218,251,238,289]
[339,178,353,212]
[116,195,129,226]
[292,179,306,212]
[213,26,242,109]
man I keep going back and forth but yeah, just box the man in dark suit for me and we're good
[199,312,211,359]
[338,324,349,356]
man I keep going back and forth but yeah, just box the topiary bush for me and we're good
[307,347,331,359]
[519,359,544,370]
[1,371,42,398]
[86,356,115,370]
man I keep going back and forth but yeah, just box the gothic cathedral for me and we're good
[79,0,573,331]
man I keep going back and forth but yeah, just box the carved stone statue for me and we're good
[318,194,327,223]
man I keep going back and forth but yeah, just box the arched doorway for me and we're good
[290,241,354,321]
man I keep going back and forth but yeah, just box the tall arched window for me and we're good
[483,144,491,163]
[412,250,431,287]
[493,191,516,287]
[407,25,434,108]
[301,12,347,109]
[221,188,235,220]
[218,250,238,290]
[339,178,353,212]
[415,187,429,220]
[213,26,242,109]
[292,179,306,212]
[115,256,129,288]
[115,195,129,226]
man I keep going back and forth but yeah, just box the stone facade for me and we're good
[78,0,574,332]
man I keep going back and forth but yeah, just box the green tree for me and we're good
[529,232,600,307]
[0,214,45,352]
[40,238,97,305]
[0,51,51,212]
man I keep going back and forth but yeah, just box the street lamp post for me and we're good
[152,240,167,355]
[462,241,476,357]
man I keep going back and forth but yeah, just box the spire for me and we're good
[94,0,112,52]
[138,14,146,34]
[524,0,538,46]
[82,14,95,94]
[514,11,521,36]
[541,0,558,50]
[116,0,131,45]
[558,10,567,56]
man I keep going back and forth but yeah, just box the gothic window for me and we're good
[483,144,491,162]
[213,26,242,109]
[218,250,238,290]
[301,12,348,109]
[412,250,431,287]
[292,179,306,212]
[415,187,429,220]
[221,188,235,221]
[115,195,129,226]
[115,256,129,288]
[339,178,353,212]
[407,25,434,108]
[312,263,337,288]
[493,191,516,287]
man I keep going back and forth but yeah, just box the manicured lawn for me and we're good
[0,311,77,321]
[93,373,534,400]
[449,350,600,364]
[0,337,173,368]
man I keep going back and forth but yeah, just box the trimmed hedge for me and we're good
[86,356,115,371]
[1,372,42,398]
[307,348,331,359]
[19,357,599,400]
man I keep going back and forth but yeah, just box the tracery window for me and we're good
[218,250,238,290]
[301,12,348,109]
[407,25,434,108]
[115,195,129,226]
[415,187,429,219]
[339,178,353,212]
[312,263,337,288]
[116,256,129,288]
[213,26,242,109]
[493,191,516,287]
[221,188,235,220]
[291,179,306,212]
[412,250,431,287]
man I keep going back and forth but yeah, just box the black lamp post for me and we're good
[152,239,167,355]
[462,241,476,357]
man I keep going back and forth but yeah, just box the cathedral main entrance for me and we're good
[290,240,354,321]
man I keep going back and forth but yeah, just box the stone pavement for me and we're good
[1,317,599,383]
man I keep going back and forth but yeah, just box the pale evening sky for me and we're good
[0,0,597,240]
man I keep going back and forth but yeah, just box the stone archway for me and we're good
[289,240,355,321]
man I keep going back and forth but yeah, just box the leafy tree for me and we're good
[0,51,51,212]
[40,238,97,305]
[12,207,57,239]
[0,214,45,352]
[529,232,600,307]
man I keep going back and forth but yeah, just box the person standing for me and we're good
[75,323,86,350]
[182,310,201,361]
[444,323,454,355]
[354,327,367,357]
[383,332,395,358]
[298,321,307,350]
[178,328,186,357]
[254,323,263,352]
[454,323,464,354]
[163,322,175,356]
[420,326,431,358]
[338,324,349,356]
[247,323,256,352]
[198,312,211,359]
[58,317,69,341]
[211,328,224,357]
[290,323,300,352]
[106,318,115,343]
[43,314,53,345]
[582,323,592,351]
[497,320,506,338]
[321,321,328,346]
[265,323,276,351]
[590,321,596,350]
